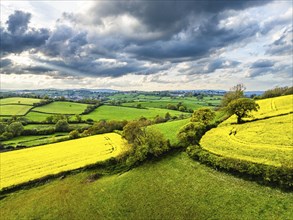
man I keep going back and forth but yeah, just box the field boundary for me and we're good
[187,145,293,190]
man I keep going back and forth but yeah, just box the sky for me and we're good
[0,0,292,91]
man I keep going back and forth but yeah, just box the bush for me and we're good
[55,120,69,132]
[177,122,206,147]
[69,130,79,139]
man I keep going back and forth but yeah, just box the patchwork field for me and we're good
[1,133,68,148]
[0,133,127,189]
[0,97,42,105]
[1,152,292,219]
[200,95,293,167]
[0,105,33,116]
[83,105,189,121]
[33,101,88,114]
[24,111,54,122]
[148,119,189,145]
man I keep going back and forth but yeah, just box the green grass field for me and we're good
[121,96,221,110]
[0,133,127,189]
[0,105,33,116]
[83,105,189,121]
[24,111,53,122]
[200,95,293,167]
[1,152,292,219]
[148,119,189,145]
[24,123,90,130]
[1,133,68,148]
[33,101,88,114]
[0,97,42,105]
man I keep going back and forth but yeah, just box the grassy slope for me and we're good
[0,97,42,105]
[148,119,189,145]
[33,101,88,114]
[1,152,292,219]
[0,105,33,116]
[0,133,127,189]
[200,95,293,167]
[83,105,189,121]
[25,112,54,122]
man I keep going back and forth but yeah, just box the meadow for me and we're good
[0,105,33,116]
[24,111,54,122]
[1,132,68,148]
[33,101,88,115]
[0,133,127,189]
[82,105,189,121]
[200,95,293,167]
[0,97,42,105]
[1,152,292,219]
[118,95,221,110]
[148,118,189,145]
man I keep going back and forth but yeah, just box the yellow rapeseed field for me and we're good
[200,95,293,167]
[0,133,127,189]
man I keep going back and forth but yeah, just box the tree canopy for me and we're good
[221,84,245,107]
[191,108,215,125]
[226,98,259,123]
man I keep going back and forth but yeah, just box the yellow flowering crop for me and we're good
[0,133,127,189]
[201,95,293,167]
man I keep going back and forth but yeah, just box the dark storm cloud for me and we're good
[0,58,12,68]
[89,0,270,38]
[246,59,291,78]
[126,14,260,61]
[251,59,275,68]
[1,1,278,79]
[1,10,50,54]
[6,10,31,34]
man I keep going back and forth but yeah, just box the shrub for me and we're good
[69,130,79,139]
[177,122,206,147]
[55,119,69,132]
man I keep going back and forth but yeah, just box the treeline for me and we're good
[260,86,293,99]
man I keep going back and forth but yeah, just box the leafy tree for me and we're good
[166,104,177,110]
[145,128,169,157]
[221,84,245,107]
[75,114,82,123]
[177,122,205,146]
[165,112,171,121]
[122,121,145,145]
[226,98,260,124]
[46,115,54,123]
[136,103,142,109]
[125,127,169,166]
[0,123,7,135]
[191,108,215,125]
[55,119,69,132]
[6,122,24,136]
[178,106,186,112]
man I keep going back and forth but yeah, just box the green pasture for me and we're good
[1,133,68,148]
[148,119,189,145]
[0,105,33,116]
[25,112,52,122]
[33,102,88,115]
[1,152,292,219]
[0,97,42,105]
[83,105,189,121]
[24,123,90,130]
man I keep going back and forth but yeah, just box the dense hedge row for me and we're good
[186,145,293,190]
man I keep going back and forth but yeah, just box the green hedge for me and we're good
[187,145,293,190]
